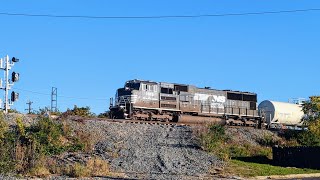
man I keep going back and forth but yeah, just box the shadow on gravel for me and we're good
[95,176,138,180]
[234,156,273,165]
[160,144,202,149]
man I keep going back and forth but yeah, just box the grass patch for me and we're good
[223,160,320,178]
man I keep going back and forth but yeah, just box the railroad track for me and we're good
[67,117,193,127]
[107,119,191,127]
[27,114,260,129]
[102,118,260,129]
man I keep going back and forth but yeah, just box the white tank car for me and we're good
[258,100,305,126]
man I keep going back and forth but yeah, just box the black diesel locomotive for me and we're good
[110,79,262,126]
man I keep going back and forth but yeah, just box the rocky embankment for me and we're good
[3,114,284,180]
[49,118,223,179]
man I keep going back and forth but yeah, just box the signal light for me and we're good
[12,72,19,82]
[11,91,19,102]
[12,57,19,63]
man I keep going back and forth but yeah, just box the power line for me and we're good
[0,8,319,19]
[13,88,50,96]
[13,87,109,101]
[57,95,108,101]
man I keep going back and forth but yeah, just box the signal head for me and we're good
[12,57,19,63]
[12,72,20,82]
[11,91,19,102]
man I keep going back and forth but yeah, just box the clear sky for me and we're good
[0,1,320,114]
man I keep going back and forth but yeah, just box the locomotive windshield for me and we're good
[125,82,140,90]
[117,88,131,96]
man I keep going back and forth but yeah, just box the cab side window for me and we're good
[142,84,157,92]
[142,84,147,91]
[161,88,173,94]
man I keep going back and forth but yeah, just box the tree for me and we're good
[303,96,320,123]
[301,96,320,146]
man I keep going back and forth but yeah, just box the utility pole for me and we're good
[0,55,20,113]
[25,100,33,114]
[51,87,58,112]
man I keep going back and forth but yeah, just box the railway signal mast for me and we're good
[0,55,20,113]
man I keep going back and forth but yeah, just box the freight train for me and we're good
[109,79,266,127]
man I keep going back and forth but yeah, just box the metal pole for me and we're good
[26,100,33,114]
[28,101,31,114]
[4,55,9,113]
[0,55,19,113]
[51,87,58,112]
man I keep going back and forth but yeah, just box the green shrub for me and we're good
[0,114,15,174]
[258,134,280,147]
[200,124,273,161]
[8,109,20,113]
[0,115,89,175]
[208,124,227,140]
[98,111,110,118]
[28,117,88,155]
[0,113,8,141]
[28,118,65,155]
[0,147,15,174]
[229,144,251,157]
[62,106,95,118]
[0,134,15,174]
[200,124,231,160]
[298,130,320,146]
[280,129,320,146]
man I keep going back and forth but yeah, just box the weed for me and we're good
[66,157,110,178]
[28,165,50,178]
[86,157,110,177]
[69,163,90,177]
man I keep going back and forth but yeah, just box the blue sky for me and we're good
[0,1,320,114]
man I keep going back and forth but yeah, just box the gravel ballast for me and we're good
[66,119,224,179]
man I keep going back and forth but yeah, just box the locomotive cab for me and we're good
[110,80,141,119]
